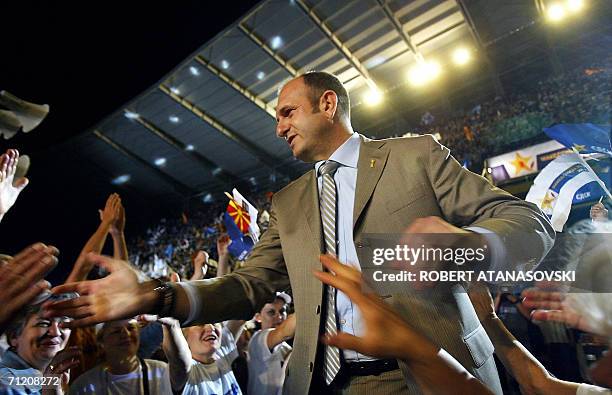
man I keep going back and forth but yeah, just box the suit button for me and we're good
[315,305,321,315]
[309,362,314,372]
[355,241,363,248]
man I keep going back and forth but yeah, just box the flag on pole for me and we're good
[526,152,609,232]
[544,123,612,156]
[222,212,254,260]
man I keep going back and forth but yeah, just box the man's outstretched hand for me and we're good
[0,149,29,221]
[42,253,159,328]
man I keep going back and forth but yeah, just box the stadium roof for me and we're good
[19,0,612,203]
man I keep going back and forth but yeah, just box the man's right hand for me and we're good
[42,253,160,328]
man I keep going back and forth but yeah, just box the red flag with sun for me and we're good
[227,198,251,234]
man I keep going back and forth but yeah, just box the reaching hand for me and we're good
[313,254,430,362]
[521,288,599,334]
[43,346,81,394]
[0,149,29,220]
[138,314,180,329]
[0,243,58,334]
[216,234,231,258]
[193,250,209,268]
[42,253,158,328]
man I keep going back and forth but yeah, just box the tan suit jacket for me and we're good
[189,135,555,394]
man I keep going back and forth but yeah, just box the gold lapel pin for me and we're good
[370,159,376,168]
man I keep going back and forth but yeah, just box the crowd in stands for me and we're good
[0,62,610,394]
[411,63,610,171]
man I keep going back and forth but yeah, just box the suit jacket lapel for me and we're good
[353,139,389,228]
[297,170,324,253]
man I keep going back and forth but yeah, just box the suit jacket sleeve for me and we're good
[180,199,290,324]
[425,135,555,270]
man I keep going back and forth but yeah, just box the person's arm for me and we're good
[314,255,492,395]
[0,149,29,223]
[468,285,580,395]
[65,194,119,283]
[216,235,231,276]
[140,315,191,393]
[108,198,128,261]
[189,251,208,281]
[266,313,296,350]
[422,135,555,269]
[45,202,288,328]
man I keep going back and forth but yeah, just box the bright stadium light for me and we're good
[170,86,181,95]
[154,157,166,167]
[185,144,195,151]
[124,111,139,120]
[452,48,471,66]
[566,0,584,12]
[111,174,130,185]
[547,3,566,21]
[363,88,383,106]
[169,115,180,123]
[408,60,441,86]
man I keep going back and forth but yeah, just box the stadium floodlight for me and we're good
[270,36,283,50]
[566,0,584,12]
[124,111,139,120]
[363,88,383,106]
[170,86,181,95]
[185,144,195,151]
[220,60,230,70]
[408,60,441,86]
[154,157,167,166]
[547,3,566,21]
[452,48,471,66]
[111,174,130,185]
[189,66,200,76]
[169,115,180,123]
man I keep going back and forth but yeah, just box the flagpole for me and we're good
[573,149,612,202]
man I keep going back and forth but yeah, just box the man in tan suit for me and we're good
[47,72,555,394]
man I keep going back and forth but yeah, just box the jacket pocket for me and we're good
[463,324,495,368]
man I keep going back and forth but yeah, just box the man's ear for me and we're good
[254,313,262,323]
[319,90,338,120]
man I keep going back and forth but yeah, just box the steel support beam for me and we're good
[127,110,242,187]
[456,0,506,97]
[93,129,195,196]
[376,0,421,59]
[238,23,299,76]
[294,0,378,91]
[159,84,294,179]
[194,55,276,118]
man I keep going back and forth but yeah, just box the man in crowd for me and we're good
[1,293,80,394]
[248,292,295,395]
[46,71,555,394]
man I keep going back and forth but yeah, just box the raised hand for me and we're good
[0,149,29,221]
[42,253,159,328]
[98,193,120,226]
[42,346,81,395]
[521,288,602,335]
[313,254,430,361]
[0,243,58,334]
[216,234,231,259]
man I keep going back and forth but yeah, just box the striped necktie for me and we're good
[318,160,341,385]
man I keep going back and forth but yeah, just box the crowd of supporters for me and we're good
[413,63,610,170]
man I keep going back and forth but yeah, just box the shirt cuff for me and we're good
[464,226,508,275]
[176,282,200,326]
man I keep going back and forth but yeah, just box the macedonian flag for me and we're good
[227,198,251,234]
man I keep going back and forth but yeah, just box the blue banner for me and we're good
[544,123,612,156]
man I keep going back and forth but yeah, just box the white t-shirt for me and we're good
[577,383,612,395]
[69,359,171,394]
[182,327,241,395]
[247,329,292,395]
